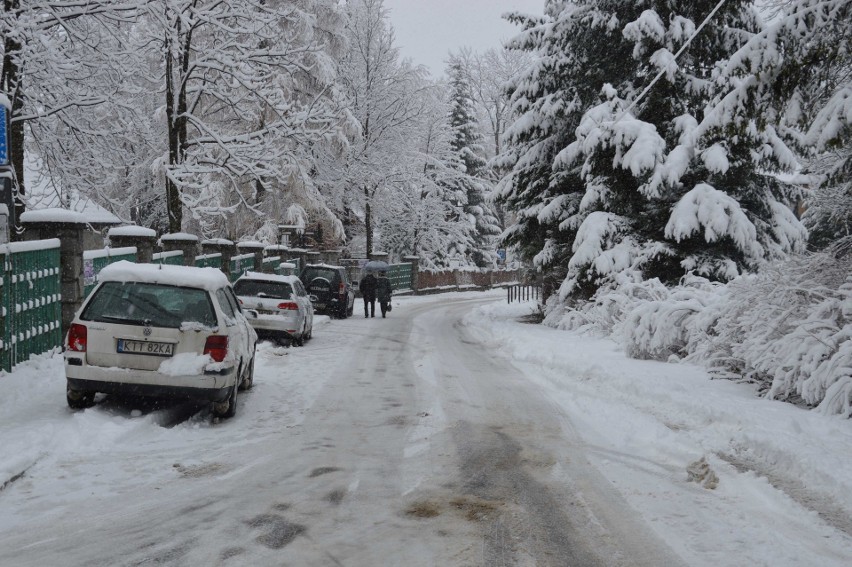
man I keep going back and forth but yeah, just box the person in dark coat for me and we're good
[376,271,393,318]
[359,272,377,318]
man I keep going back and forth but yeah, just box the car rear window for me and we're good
[81,282,217,328]
[301,267,338,283]
[233,279,293,299]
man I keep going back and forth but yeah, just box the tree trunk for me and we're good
[364,185,372,257]
[2,0,25,234]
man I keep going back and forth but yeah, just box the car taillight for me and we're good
[339,282,345,296]
[204,335,228,362]
[67,323,87,352]
[277,302,299,311]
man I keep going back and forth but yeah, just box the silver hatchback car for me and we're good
[233,272,314,346]
[64,261,257,419]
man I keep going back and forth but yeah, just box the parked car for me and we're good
[64,261,257,419]
[233,272,314,345]
[299,264,355,318]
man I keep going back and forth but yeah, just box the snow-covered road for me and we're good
[1,291,850,566]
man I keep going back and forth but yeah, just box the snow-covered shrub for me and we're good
[619,277,724,361]
[546,240,852,415]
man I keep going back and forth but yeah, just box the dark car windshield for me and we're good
[301,267,340,283]
[81,281,217,328]
[233,279,293,300]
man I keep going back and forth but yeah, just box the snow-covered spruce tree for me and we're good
[500,0,807,302]
[734,0,851,250]
[495,3,621,291]
[445,61,501,266]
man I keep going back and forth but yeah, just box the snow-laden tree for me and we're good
[1,0,142,223]
[731,0,851,250]
[447,47,531,161]
[140,0,352,236]
[333,0,433,256]
[444,61,500,266]
[498,0,808,301]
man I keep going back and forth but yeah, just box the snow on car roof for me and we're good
[236,271,301,285]
[98,260,230,291]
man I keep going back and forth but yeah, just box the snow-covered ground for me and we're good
[0,291,850,566]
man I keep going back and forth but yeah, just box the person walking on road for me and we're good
[376,271,393,318]
[359,272,377,318]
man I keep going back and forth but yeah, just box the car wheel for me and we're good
[213,379,238,418]
[239,356,255,391]
[66,384,95,410]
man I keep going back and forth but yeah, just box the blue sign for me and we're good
[0,105,7,166]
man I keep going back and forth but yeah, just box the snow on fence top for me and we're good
[83,246,137,260]
[0,238,60,254]
[152,250,183,260]
[108,226,157,238]
[20,209,90,224]
[195,253,222,261]
[159,232,198,242]
[231,253,255,262]
[201,238,234,246]
[237,241,266,249]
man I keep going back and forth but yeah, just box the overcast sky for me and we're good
[383,0,545,77]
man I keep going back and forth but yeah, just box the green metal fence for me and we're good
[387,262,413,291]
[261,255,280,273]
[152,250,184,265]
[0,240,62,372]
[284,258,300,274]
[83,246,138,297]
[229,253,255,282]
[194,253,222,269]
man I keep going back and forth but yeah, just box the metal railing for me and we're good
[194,253,222,269]
[0,240,62,371]
[507,283,541,304]
[83,246,137,297]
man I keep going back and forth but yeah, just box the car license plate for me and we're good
[117,339,174,357]
[257,309,275,315]
[314,303,326,310]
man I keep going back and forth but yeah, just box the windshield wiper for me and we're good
[97,315,148,325]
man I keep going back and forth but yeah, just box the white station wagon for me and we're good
[64,261,257,418]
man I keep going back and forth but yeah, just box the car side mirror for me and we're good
[244,309,259,319]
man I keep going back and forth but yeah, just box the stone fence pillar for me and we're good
[404,255,420,292]
[107,226,157,263]
[237,241,265,271]
[321,249,341,265]
[160,233,199,266]
[306,250,322,265]
[289,248,307,270]
[201,238,236,276]
[19,213,89,335]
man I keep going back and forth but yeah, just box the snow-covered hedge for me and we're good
[545,240,852,416]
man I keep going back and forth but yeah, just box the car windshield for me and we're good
[233,279,293,300]
[301,267,338,283]
[81,281,217,328]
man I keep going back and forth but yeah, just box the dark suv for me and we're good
[299,264,355,318]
